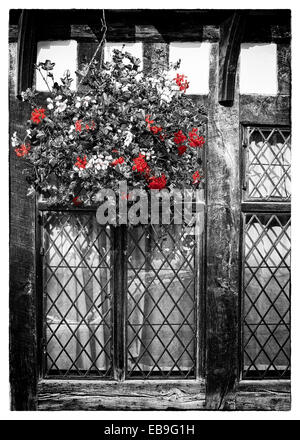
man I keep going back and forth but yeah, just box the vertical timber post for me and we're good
[9,40,37,409]
[205,43,240,409]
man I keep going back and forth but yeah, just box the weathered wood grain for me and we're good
[278,43,291,96]
[135,24,219,42]
[37,380,206,410]
[219,12,246,105]
[143,41,169,72]
[9,25,18,43]
[242,12,291,43]
[9,9,291,43]
[205,43,240,409]
[9,42,37,410]
[241,203,291,213]
[240,95,290,126]
[235,381,291,411]
[17,10,37,96]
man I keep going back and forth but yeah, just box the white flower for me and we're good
[161,88,173,103]
[26,129,32,138]
[73,164,87,178]
[55,99,68,113]
[135,73,143,82]
[82,96,92,108]
[86,154,112,172]
[47,97,54,110]
[124,131,133,147]
[11,132,19,147]
[123,58,132,66]
[140,150,151,161]
[75,97,81,108]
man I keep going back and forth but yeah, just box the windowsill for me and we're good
[37,378,206,411]
[235,379,291,411]
[238,379,291,387]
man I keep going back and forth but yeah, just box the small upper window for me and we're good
[240,43,278,95]
[36,40,78,92]
[244,127,291,201]
[169,42,211,95]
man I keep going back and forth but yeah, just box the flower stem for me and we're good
[79,10,107,85]
[36,66,52,93]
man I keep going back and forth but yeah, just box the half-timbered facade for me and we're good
[9,9,291,411]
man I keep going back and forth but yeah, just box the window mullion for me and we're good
[112,225,127,381]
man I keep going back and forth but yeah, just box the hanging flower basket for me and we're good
[12,40,207,206]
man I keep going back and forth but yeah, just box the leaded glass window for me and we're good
[244,127,291,201]
[42,212,113,377]
[40,210,203,380]
[243,213,291,378]
[127,224,198,379]
[241,126,291,379]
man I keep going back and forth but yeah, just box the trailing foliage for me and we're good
[12,48,207,205]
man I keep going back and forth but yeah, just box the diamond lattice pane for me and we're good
[246,127,291,201]
[126,223,199,379]
[243,213,291,379]
[43,212,113,377]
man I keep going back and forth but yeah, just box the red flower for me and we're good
[148,174,167,190]
[75,120,82,132]
[31,108,46,124]
[85,121,96,131]
[173,74,186,86]
[150,125,162,135]
[145,114,154,129]
[174,130,187,145]
[192,170,202,184]
[179,80,189,93]
[72,196,82,206]
[111,157,125,166]
[188,128,205,148]
[15,144,30,157]
[133,153,150,175]
[75,155,87,169]
[173,74,189,93]
[177,145,187,156]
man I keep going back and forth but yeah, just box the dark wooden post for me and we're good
[205,43,240,409]
[17,10,37,97]
[218,12,246,106]
[9,42,37,409]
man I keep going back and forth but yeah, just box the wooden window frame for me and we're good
[37,206,205,383]
[36,204,207,410]
[235,123,291,410]
[239,124,291,381]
